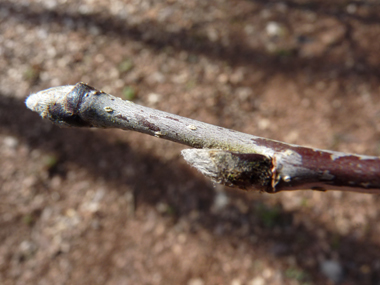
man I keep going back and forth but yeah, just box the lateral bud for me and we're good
[181,149,273,192]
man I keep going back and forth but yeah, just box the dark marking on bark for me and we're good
[116,114,129,122]
[165,116,180,122]
[136,114,160,132]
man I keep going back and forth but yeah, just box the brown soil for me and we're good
[1,1,380,284]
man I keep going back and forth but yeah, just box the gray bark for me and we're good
[26,82,380,194]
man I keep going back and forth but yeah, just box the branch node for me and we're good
[182,149,273,192]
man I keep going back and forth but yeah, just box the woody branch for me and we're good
[25,82,380,194]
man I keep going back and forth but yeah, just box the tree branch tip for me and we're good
[25,85,75,116]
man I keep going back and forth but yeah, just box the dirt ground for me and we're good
[1,0,380,284]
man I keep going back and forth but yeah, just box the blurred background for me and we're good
[1,0,380,284]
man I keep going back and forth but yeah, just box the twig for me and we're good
[26,82,380,194]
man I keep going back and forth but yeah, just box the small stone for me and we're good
[155,223,165,236]
[244,25,255,35]
[177,233,187,244]
[95,53,105,63]
[262,268,273,278]
[149,72,165,83]
[346,4,357,14]
[81,201,99,214]
[19,240,36,255]
[266,22,285,37]
[156,202,169,214]
[320,260,344,283]
[147,93,161,104]
[50,175,62,188]
[230,68,245,84]
[258,118,270,130]
[236,87,252,100]
[218,73,229,84]
[93,188,105,202]
[212,191,229,212]
[3,136,18,149]
[66,208,77,218]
